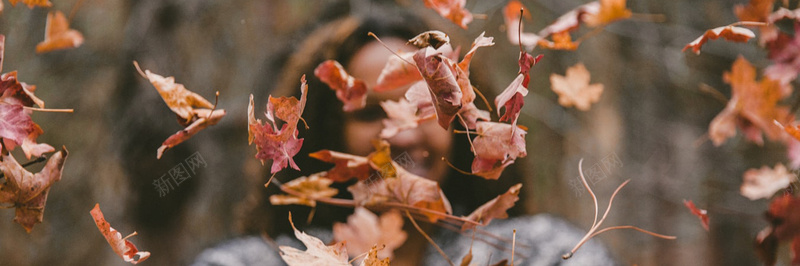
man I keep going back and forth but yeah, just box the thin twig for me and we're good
[206,91,220,120]
[368,32,415,66]
[511,229,517,266]
[405,210,455,266]
[264,172,278,189]
[473,86,493,112]
[22,107,74,113]
[698,84,728,104]
[442,157,475,176]
[588,225,677,240]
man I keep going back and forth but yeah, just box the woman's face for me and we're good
[343,39,453,182]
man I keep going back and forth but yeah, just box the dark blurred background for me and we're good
[0,0,784,265]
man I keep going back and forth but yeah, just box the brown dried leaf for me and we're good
[462,183,522,230]
[280,214,350,266]
[270,174,338,207]
[550,63,604,111]
[0,147,67,232]
[91,204,150,264]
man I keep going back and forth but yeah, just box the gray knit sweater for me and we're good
[192,214,618,266]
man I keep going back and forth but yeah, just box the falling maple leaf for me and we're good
[270,173,338,207]
[333,208,407,260]
[134,62,226,158]
[683,200,709,231]
[0,147,67,232]
[8,0,51,8]
[550,63,604,111]
[741,164,795,200]
[35,11,84,54]
[308,149,371,182]
[134,62,214,123]
[90,204,150,264]
[683,25,756,55]
[413,47,463,129]
[248,76,308,173]
[708,56,789,146]
[280,213,350,266]
[422,0,473,29]
[496,53,542,125]
[462,183,522,230]
[584,0,632,27]
[314,60,368,112]
[537,2,599,38]
[471,122,527,180]
[537,32,580,51]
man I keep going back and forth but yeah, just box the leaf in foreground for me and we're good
[0,147,67,232]
[280,213,350,266]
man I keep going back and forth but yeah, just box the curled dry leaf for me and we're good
[314,60,368,112]
[708,56,789,146]
[741,163,795,200]
[471,122,527,180]
[8,0,51,8]
[496,53,542,126]
[683,26,756,55]
[280,214,350,266]
[682,200,709,231]
[550,63,604,111]
[757,195,800,265]
[157,108,226,159]
[408,30,451,50]
[333,207,407,260]
[308,149,371,182]
[0,147,67,232]
[413,47,463,129]
[457,102,490,130]
[134,62,214,122]
[135,62,226,158]
[462,183,522,230]
[422,0,472,29]
[90,204,150,264]
[0,71,45,108]
[248,76,308,173]
[270,173,338,207]
[36,11,84,54]
[537,2,599,37]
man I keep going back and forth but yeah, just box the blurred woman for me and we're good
[194,1,616,265]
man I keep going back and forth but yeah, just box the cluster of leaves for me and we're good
[684,0,800,264]
[0,35,71,233]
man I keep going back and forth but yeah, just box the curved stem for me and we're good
[589,225,676,240]
[578,159,599,229]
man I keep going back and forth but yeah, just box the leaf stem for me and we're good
[368,32,415,66]
[405,210,454,266]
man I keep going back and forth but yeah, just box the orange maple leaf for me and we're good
[708,56,789,146]
[550,63,604,111]
[36,11,84,54]
[585,0,633,27]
